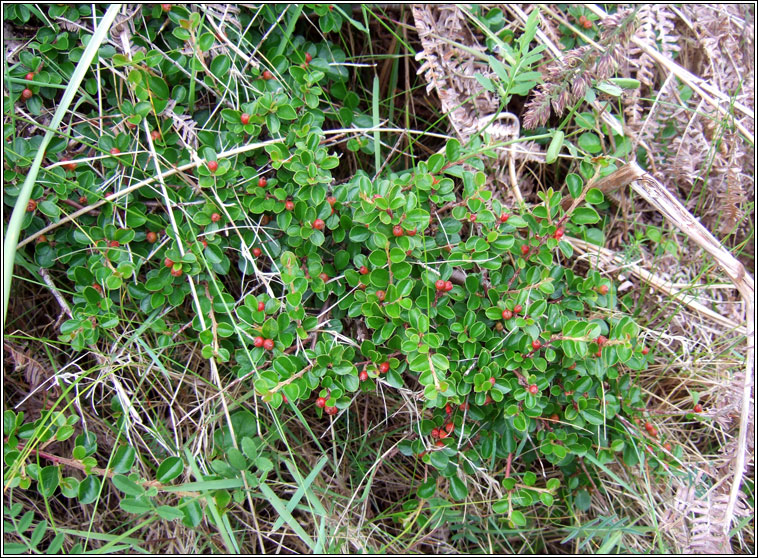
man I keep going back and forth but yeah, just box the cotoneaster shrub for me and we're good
[3,4,686,543]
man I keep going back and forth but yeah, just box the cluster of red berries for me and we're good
[254,336,275,351]
[434,279,454,292]
[578,15,593,29]
[501,304,523,321]
[594,335,608,357]
[431,421,455,441]
[164,257,183,277]
[315,396,337,415]
[553,226,565,240]
[644,421,658,438]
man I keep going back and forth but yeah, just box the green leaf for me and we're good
[210,55,231,78]
[578,132,602,154]
[156,505,185,521]
[546,131,564,164]
[111,446,136,473]
[38,465,59,497]
[156,456,184,483]
[571,207,600,225]
[449,477,468,501]
[430,451,449,469]
[585,188,604,205]
[417,478,436,499]
[566,173,583,199]
[112,474,145,496]
[77,475,100,504]
[510,510,526,527]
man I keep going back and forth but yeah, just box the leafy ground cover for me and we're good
[2,4,753,554]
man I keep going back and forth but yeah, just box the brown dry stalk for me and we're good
[618,162,753,549]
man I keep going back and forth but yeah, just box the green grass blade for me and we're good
[2,4,121,330]
[259,481,316,551]
[373,75,381,175]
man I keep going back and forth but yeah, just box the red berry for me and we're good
[262,70,273,80]
[392,225,403,237]
[641,346,649,355]
[359,265,369,275]
[151,129,161,141]
[502,309,512,320]
[62,158,77,172]
[316,396,326,408]
[108,240,120,248]
[459,402,469,411]
[319,272,329,282]
[376,290,385,301]
[513,304,522,314]
[211,212,221,222]
[161,4,171,11]
[595,349,602,358]
[258,177,267,188]
[379,362,390,374]
[241,113,250,125]
[435,279,446,291]
[597,284,609,295]
[359,370,368,382]
[583,19,593,29]
[254,336,265,348]
[445,422,454,434]
[328,197,338,207]
[285,200,294,211]
[445,403,453,415]
[521,244,530,256]
[444,281,453,292]
[408,228,417,236]
[664,442,672,451]
[532,339,542,350]
[549,413,560,422]
[313,218,325,230]
[26,199,37,212]
[499,213,510,223]
[257,301,265,312]
[170,267,182,277]
[694,404,703,413]
[528,384,539,395]
[648,427,658,438]
[201,239,208,248]
[596,335,607,347]
[469,214,477,222]
[252,247,262,257]
[644,421,654,431]
[146,231,158,243]
[305,52,312,64]
[25,72,34,81]
[435,440,445,447]
[553,227,565,240]
[164,257,174,267]
[207,160,218,172]
[263,338,274,351]
[431,428,440,439]
[325,406,338,416]
[21,88,33,100]
[110,147,120,155]
[489,377,496,386]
